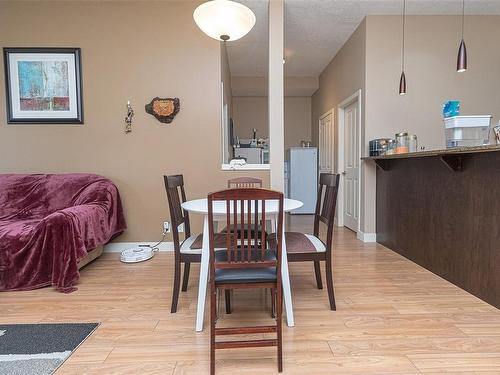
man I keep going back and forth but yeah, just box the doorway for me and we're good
[337,90,361,233]
[318,109,334,176]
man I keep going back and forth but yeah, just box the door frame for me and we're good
[336,89,362,231]
[318,108,335,176]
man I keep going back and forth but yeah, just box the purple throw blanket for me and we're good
[0,174,126,293]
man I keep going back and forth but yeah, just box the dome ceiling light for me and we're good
[193,0,256,42]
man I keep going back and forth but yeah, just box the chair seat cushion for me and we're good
[180,236,203,254]
[185,233,232,252]
[214,250,277,284]
[268,232,326,254]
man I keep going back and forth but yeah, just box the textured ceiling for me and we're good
[226,0,500,77]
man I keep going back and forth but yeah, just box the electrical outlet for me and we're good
[163,221,170,234]
[178,223,184,233]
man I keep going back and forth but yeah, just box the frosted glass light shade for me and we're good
[193,0,256,41]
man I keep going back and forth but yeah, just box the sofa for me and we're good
[0,174,126,293]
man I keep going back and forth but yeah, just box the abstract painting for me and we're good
[4,48,83,124]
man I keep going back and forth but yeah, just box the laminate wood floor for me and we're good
[2,215,500,374]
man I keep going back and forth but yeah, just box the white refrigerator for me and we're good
[288,147,317,214]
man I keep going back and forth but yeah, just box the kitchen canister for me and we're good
[395,132,409,154]
[385,139,397,155]
[409,135,418,153]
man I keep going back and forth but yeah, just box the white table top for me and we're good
[182,198,303,215]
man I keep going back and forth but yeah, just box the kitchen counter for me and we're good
[368,144,500,309]
[362,144,500,160]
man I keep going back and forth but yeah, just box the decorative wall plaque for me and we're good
[145,97,180,124]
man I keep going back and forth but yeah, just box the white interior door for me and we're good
[343,101,359,232]
[319,110,334,175]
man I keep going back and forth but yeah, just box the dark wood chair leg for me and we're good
[171,257,181,313]
[325,258,336,311]
[210,284,217,375]
[225,289,232,314]
[313,261,323,289]
[270,288,276,318]
[181,262,191,292]
[276,286,283,372]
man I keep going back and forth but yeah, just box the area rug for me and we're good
[0,323,99,375]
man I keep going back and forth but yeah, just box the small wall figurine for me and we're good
[125,100,134,133]
[145,97,180,124]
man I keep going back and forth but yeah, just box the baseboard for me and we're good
[104,241,174,253]
[356,231,377,243]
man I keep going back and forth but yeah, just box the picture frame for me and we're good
[3,48,83,124]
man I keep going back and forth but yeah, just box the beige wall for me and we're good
[268,0,285,190]
[221,43,233,162]
[231,76,318,97]
[311,20,366,155]
[232,96,311,154]
[365,15,500,150]
[363,15,500,234]
[232,96,269,140]
[0,0,269,242]
[284,97,312,152]
[311,19,367,231]
[221,43,233,119]
[312,15,500,236]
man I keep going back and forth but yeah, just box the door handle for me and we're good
[341,171,346,175]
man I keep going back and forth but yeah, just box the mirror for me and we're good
[221,0,269,166]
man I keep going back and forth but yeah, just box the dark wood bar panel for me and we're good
[368,146,500,309]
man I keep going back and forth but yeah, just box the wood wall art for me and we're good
[145,97,180,124]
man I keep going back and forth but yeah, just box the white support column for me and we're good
[268,0,284,191]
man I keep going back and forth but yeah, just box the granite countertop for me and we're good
[362,144,500,160]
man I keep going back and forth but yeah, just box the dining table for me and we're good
[181,197,303,332]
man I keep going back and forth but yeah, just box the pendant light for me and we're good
[193,0,256,42]
[399,0,407,95]
[457,0,467,72]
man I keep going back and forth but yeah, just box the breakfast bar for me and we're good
[364,145,500,309]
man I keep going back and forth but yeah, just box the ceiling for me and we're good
[226,0,500,78]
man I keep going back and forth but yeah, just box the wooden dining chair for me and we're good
[208,188,284,375]
[224,177,267,314]
[223,176,267,243]
[269,173,340,310]
[164,175,231,313]
[164,175,200,313]
[227,177,263,188]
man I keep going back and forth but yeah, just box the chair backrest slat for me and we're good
[261,200,266,260]
[227,177,263,189]
[254,199,259,252]
[226,201,233,260]
[208,188,283,271]
[247,199,252,261]
[164,175,191,251]
[314,173,340,252]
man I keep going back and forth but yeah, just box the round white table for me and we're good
[182,198,303,332]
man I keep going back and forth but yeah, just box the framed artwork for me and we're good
[3,48,83,124]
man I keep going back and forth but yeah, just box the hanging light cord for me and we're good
[461,0,465,39]
[401,0,406,71]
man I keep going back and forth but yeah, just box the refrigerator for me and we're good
[287,147,317,214]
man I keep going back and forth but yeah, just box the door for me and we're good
[343,101,359,232]
[319,110,334,175]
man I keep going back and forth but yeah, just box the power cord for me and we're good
[138,228,168,253]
